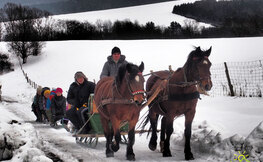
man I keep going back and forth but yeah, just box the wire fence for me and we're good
[209,60,263,97]
[18,56,263,98]
[18,59,40,90]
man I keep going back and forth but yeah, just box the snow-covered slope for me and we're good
[51,0,212,27]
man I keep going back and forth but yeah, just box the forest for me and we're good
[172,0,263,37]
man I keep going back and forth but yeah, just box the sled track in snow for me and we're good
[4,102,107,162]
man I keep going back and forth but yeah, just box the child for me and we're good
[43,90,52,123]
[50,88,66,127]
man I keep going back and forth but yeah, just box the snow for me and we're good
[51,0,212,28]
[1,37,263,161]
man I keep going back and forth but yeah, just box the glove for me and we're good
[82,103,88,107]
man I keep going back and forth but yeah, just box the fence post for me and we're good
[0,84,2,102]
[224,62,235,96]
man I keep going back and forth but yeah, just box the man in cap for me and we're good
[66,71,95,133]
[100,46,128,79]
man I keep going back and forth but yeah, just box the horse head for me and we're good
[185,46,213,91]
[116,62,145,105]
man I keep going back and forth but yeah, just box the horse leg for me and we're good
[160,116,166,153]
[184,109,196,160]
[110,118,121,152]
[162,117,173,157]
[101,116,114,157]
[148,112,159,151]
[126,120,137,161]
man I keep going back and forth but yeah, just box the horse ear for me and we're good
[196,46,201,52]
[126,63,132,73]
[205,46,212,57]
[193,46,202,58]
[139,62,144,72]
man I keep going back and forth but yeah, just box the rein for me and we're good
[150,69,200,88]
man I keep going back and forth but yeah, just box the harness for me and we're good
[150,68,201,115]
[98,72,145,108]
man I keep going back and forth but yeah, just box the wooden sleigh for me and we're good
[73,75,165,148]
[73,94,130,147]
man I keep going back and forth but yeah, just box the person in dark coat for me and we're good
[39,87,50,123]
[50,88,66,127]
[100,46,128,79]
[31,86,42,122]
[66,71,95,133]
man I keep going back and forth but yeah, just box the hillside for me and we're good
[0,0,178,15]
[172,0,263,36]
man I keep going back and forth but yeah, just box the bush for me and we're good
[0,52,13,74]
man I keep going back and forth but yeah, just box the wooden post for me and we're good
[0,84,2,102]
[224,62,235,96]
[25,74,29,83]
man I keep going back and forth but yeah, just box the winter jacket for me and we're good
[32,94,41,110]
[100,55,128,79]
[67,79,95,108]
[39,87,50,110]
[45,97,51,110]
[51,95,66,116]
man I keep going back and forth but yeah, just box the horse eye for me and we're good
[203,60,208,64]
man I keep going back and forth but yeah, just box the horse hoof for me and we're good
[106,149,114,157]
[106,152,114,157]
[126,154,136,161]
[110,144,119,152]
[148,143,156,151]
[163,151,172,157]
[185,152,194,160]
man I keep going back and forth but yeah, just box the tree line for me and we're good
[172,0,263,37]
[0,3,208,42]
[0,2,263,66]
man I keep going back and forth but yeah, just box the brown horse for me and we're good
[94,62,145,160]
[142,47,212,160]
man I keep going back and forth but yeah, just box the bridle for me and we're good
[187,56,211,85]
[126,72,145,97]
[114,72,145,103]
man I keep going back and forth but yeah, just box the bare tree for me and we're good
[182,20,201,37]
[1,3,50,64]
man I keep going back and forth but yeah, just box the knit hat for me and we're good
[44,90,50,96]
[74,71,87,80]
[56,87,63,93]
[111,47,121,55]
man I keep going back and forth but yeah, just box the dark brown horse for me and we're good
[142,47,212,160]
[94,62,145,160]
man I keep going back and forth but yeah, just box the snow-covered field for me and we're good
[1,37,263,162]
[51,0,212,28]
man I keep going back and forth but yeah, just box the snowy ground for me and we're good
[51,0,212,28]
[1,37,263,162]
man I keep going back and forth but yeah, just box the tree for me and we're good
[182,20,200,37]
[0,3,50,64]
[0,52,13,74]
